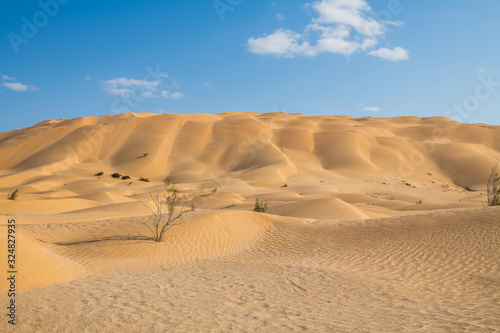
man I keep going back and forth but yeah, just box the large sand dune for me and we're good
[0,112,499,332]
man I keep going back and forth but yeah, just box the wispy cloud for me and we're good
[363,106,380,112]
[161,90,185,99]
[368,47,409,61]
[85,75,92,80]
[102,71,185,99]
[2,74,16,80]
[247,0,409,60]
[277,13,285,20]
[2,81,38,92]
[101,78,160,96]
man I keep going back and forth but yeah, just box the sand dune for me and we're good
[0,112,499,332]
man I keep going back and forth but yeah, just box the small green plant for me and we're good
[140,177,150,182]
[164,176,172,185]
[111,173,121,179]
[283,184,288,188]
[95,171,104,176]
[416,199,423,205]
[7,189,18,201]
[142,153,149,157]
[122,175,131,180]
[253,198,268,213]
[212,187,218,194]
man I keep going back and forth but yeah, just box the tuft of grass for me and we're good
[95,171,104,176]
[253,198,268,213]
[164,176,172,185]
[7,189,19,201]
[212,187,218,194]
[140,177,150,182]
[416,199,423,205]
[122,175,131,180]
[111,173,121,179]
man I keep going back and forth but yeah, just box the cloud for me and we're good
[85,75,92,80]
[161,90,185,99]
[311,0,384,36]
[2,81,38,91]
[363,106,380,112]
[248,0,408,60]
[277,13,284,20]
[368,46,409,61]
[248,29,315,57]
[142,91,157,98]
[2,75,16,80]
[101,77,160,96]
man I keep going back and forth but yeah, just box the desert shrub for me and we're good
[122,175,131,180]
[164,176,172,185]
[95,171,104,176]
[136,184,197,242]
[416,199,423,205]
[486,162,500,206]
[111,173,121,179]
[7,189,18,201]
[140,177,150,182]
[142,153,149,157]
[283,184,288,188]
[212,187,218,194]
[253,198,268,213]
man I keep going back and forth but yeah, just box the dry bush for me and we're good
[136,181,197,242]
[486,162,500,206]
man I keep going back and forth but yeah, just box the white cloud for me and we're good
[248,0,409,60]
[248,29,315,57]
[368,46,409,61]
[85,75,92,80]
[101,77,160,96]
[2,75,16,80]
[386,20,403,26]
[142,91,157,98]
[311,0,384,36]
[161,90,185,99]
[363,106,380,112]
[2,81,38,91]
[277,13,284,20]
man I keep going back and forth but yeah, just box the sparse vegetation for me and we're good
[416,199,423,205]
[142,153,149,157]
[122,175,131,180]
[253,198,268,213]
[140,177,150,182]
[135,183,197,242]
[283,184,288,188]
[111,173,121,179]
[7,189,19,201]
[164,176,172,185]
[212,187,218,194]
[95,171,104,176]
[486,162,500,206]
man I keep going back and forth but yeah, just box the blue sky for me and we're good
[1,0,499,133]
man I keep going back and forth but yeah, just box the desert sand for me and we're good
[0,112,499,332]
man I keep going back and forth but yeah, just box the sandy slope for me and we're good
[0,112,499,332]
